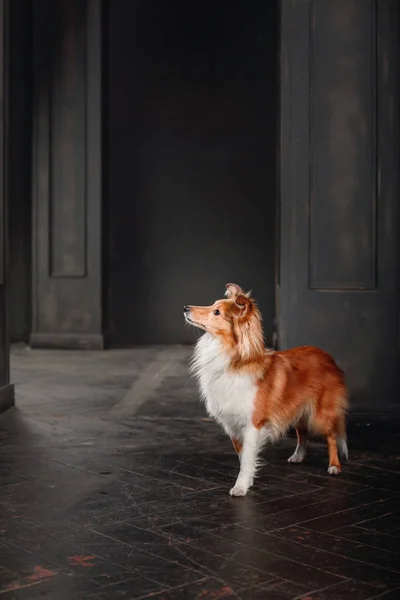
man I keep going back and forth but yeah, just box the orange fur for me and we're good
[231,438,243,455]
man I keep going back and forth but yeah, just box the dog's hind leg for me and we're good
[231,438,243,462]
[326,431,342,475]
[288,421,308,464]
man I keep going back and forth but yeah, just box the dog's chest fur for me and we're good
[191,334,257,435]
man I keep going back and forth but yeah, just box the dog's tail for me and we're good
[336,413,348,462]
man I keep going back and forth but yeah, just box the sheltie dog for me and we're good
[184,283,348,497]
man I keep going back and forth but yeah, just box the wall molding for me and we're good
[31,0,104,349]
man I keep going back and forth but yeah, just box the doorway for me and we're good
[106,0,279,345]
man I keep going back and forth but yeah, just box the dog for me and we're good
[184,283,348,497]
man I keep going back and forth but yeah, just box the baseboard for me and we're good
[0,383,15,414]
[29,333,105,350]
[348,407,400,421]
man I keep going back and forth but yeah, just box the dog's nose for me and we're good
[183,306,190,313]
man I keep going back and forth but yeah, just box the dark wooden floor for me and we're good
[1,346,400,599]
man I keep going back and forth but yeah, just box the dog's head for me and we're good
[184,283,264,358]
[183,283,252,335]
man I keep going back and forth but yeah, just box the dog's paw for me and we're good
[229,483,249,497]
[287,452,305,464]
[327,465,341,475]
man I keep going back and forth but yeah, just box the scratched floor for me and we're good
[1,346,400,599]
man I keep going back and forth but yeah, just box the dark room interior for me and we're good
[1,1,400,599]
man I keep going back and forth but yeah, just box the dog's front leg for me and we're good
[231,437,243,462]
[229,425,261,497]
[222,424,242,463]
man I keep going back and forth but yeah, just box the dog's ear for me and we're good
[235,294,252,317]
[225,283,244,299]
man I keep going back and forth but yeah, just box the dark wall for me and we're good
[107,0,278,345]
[280,0,400,407]
[8,0,32,343]
[0,0,7,390]
[30,0,103,349]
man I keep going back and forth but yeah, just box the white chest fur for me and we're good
[190,334,257,437]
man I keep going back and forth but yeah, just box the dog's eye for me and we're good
[213,309,220,316]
